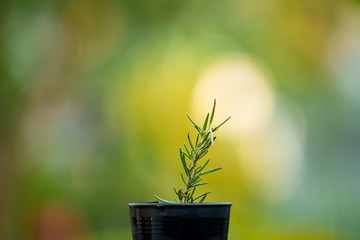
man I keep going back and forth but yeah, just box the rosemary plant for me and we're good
[154,100,231,203]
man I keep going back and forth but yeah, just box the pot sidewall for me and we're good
[129,202,232,240]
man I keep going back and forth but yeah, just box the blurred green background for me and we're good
[1,0,360,239]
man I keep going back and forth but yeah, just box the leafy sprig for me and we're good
[154,100,231,203]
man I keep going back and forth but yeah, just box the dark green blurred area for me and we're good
[1,0,360,239]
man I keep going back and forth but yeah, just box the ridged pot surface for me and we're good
[129,202,232,240]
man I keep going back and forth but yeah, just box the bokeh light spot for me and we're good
[191,54,275,137]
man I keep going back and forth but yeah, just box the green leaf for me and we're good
[197,159,210,173]
[178,189,184,200]
[180,149,189,175]
[193,191,211,201]
[174,188,182,201]
[199,194,207,203]
[184,187,193,194]
[197,149,208,160]
[181,173,187,185]
[181,150,190,159]
[200,138,211,150]
[188,133,195,151]
[201,132,210,145]
[189,164,196,173]
[190,187,196,198]
[174,198,179,203]
[188,175,200,186]
[210,128,214,146]
[154,195,174,203]
[187,114,204,134]
[203,139,213,151]
[192,177,202,185]
[183,144,190,157]
[195,134,200,147]
[203,113,210,131]
[199,166,223,176]
[193,182,208,187]
[179,189,184,199]
[209,99,216,126]
[213,116,231,132]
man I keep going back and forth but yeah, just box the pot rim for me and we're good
[129,202,232,207]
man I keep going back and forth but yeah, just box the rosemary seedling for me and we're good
[154,100,231,203]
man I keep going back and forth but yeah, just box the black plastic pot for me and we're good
[129,202,232,240]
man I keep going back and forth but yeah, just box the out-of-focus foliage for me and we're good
[1,0,360,239]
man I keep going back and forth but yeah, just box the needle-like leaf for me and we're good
[181,173,187,185]
[193,182,208,187]
[180,149,189,176]
[210,128,214,145]
[189,164,196,173]
[197,159,210,173]
[188,133,195,151]
[192,177,202,185]
[154,195,174,203]
[199,166,223,176]
[184,144,190,157]
[213,116,232,132]
[201,132,210,145]
[190,187,196,198]
[187,114,204,134]
[203,113,209,131]
[188,174,201,186]
[181,150,190,159]
[209,99,216,126]
[193,191,211,201]
[197,150,208,160]
[199,195,207,203]
[174,188,180,198]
